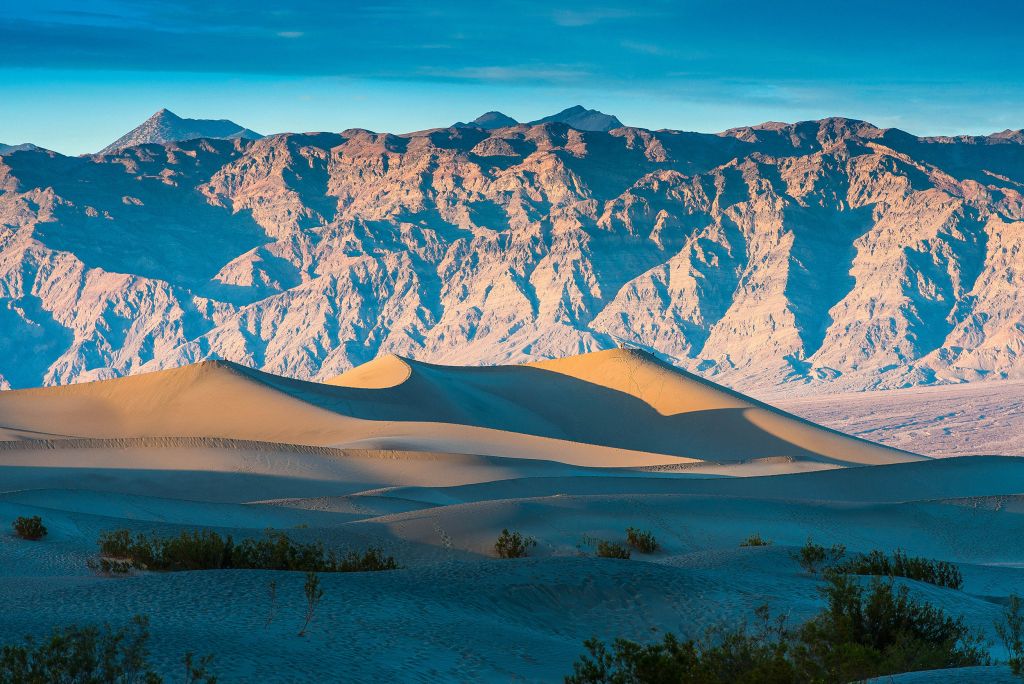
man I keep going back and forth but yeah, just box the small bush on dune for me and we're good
[833,548,963,590]
[95,528,398,573]
[626,527,658,554]
[495,529,536,559]
[796,572,986,681]
[794,537,846,575]
[12,515,47,541]
[87,557,135,575]
[0,615,216,683]
[740,533,771,548]
[996,594,1024,675]
[298,572,323,637]
[566,572,988,683]
[595,541,631,560]
[334,547,400,572]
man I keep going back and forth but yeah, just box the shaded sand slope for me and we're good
[327,349,921,465]
[0,349,919,467]
[0,438,590,503]
[349,455,1024,511]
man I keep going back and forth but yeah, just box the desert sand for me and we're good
[0,350,1020,681]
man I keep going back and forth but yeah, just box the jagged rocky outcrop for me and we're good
[98,109,262,155]
[1,115,1022,391]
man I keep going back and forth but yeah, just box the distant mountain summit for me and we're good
[0,143,40,155]
[453,111,519,130]
[98,109,263,154]
[452,107,622,132]
[529,105,623,132]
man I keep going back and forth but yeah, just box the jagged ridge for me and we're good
[0,116,1022,394]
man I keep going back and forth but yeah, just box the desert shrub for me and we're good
[794,573,987,681]
[595,541,631,560]
[96,528,398,573]
[996,594,1024,675]
[298,572,323,637]
[265,580,278,628]
[794,537,846,575]
[333,547,400,572]
[87,557,135,575]
[833,549,963,590]
[12,515,47,541]
[567,604,796,683]
[740,533,771,547]
[0,615,216,683]
[625,527,658,554]
[494,529,536,559]
[567,572,988,683]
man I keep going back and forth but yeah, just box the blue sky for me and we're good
[2,0,1022,154]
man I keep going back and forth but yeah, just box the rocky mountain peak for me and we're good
[453,111,520,130]
[98,109,263,155]
[529,106,624,132]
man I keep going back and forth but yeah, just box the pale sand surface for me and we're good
[773,378,1024,457]
[0,351,1019,681]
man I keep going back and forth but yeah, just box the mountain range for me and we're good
[453,106,622,132]
[0,109,1022,391]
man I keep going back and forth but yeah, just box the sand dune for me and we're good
[1,350,1020,682]
[0,349,920,468]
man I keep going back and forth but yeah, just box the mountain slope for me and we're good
[0,116,1022,392]
[98,109,262,154]
[0,143,40,155]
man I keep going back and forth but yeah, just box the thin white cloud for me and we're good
[277,31,304,38]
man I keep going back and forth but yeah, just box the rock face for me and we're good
[1,116,1023,391]
[98,109,262,155]
[530,106,623,131]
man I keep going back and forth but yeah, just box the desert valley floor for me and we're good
[1,349,1022,681]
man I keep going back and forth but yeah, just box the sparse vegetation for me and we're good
[298,572,323,637]
[265,579,278,628]
[996,594,1024,675]
[87,557,135,575]
[625,527,658,554]
[12,515,47,541]
[595,540,631,560]
[494,529,536,559]
[739,533,771,547]
[566,572,988,683]
[0,615,216,683]
[794,537,846,575]
[832,548,963,590]
[95,528,398,573]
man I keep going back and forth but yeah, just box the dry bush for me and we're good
[494,529,536,559]
[596,541,631,560]
[12,515,47,541]
[626,527,659,554]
